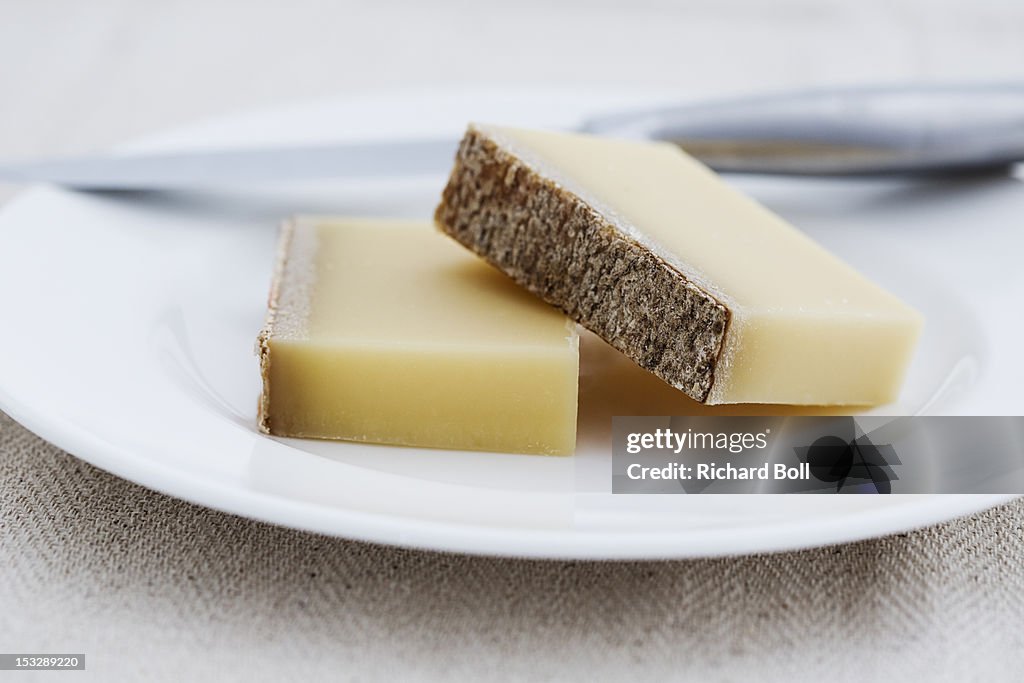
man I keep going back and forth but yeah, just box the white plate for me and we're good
[0,87,1020,559]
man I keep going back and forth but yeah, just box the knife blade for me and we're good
[2,83,1022,189]
[0,138,461,189]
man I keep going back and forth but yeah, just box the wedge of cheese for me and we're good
[257,217,579,455]
[435,125,922,406]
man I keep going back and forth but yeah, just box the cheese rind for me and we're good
[435,125,922,406]
[257,217,579,455]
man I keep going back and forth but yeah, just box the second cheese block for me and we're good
[257,217,579,455]
[435,125,923,406]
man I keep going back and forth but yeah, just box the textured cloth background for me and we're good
[3,1,1024,680]
[4,412,1024,681]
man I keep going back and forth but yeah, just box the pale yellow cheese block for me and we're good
[257,217,579,455]
[436,125,924,406]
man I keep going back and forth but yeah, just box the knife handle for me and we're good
[583,83,1024,175]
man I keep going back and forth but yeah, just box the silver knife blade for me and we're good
[0,138,461,189]
[3,83,1024,189]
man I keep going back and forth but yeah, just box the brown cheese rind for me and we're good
[255,218,298,434]
[434,126,730,403]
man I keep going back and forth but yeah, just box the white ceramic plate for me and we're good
[0,87,1019,559]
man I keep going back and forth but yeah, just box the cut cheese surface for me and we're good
[258,217,579,455]
[435,125,923,406]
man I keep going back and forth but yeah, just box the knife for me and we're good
[2,83,1022,189]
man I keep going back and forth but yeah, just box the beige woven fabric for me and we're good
[2,410,1023,681]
